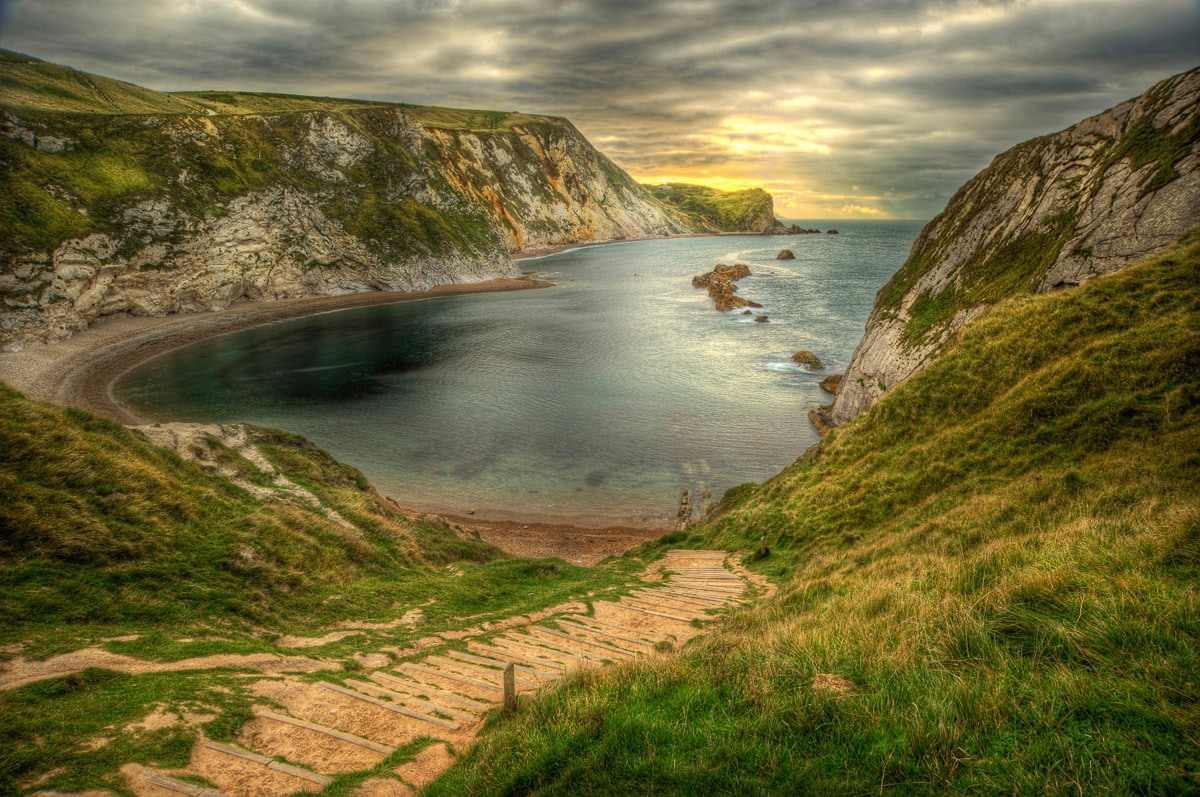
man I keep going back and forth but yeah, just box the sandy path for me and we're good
[0,276,551,425]
[0,648,336,691]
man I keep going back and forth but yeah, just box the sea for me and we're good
[115,221,923,527]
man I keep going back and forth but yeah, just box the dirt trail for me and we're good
[0,649,336,692]
[104,550,757,797]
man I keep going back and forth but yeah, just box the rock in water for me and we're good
[692,263,757,311]
[819,373,843,394]
[777,249,795,260]
[754,315,769,323]
[826,229,839,234]
[791,350,823,369]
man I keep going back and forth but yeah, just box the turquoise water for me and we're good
[116,222,922,526]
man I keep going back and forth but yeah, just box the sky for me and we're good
[1,0,1196,219]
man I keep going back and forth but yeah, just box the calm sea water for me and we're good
[116,221,922,526]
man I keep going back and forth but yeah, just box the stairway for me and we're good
[124,550,751,796]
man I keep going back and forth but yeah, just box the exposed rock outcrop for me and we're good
[819,373,842,394]
[791,350,823,369]
[0,53,694,351]
[692,263,762,312]
[777,249,795,260]
[825,68,1200,429]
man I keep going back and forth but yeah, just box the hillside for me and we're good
[822,67,1200,428]
[644,183,778,233]
[0,50,698,351]
[0,382,668,793]
[430,228,1200,795]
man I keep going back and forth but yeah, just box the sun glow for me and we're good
[690,115,833,155]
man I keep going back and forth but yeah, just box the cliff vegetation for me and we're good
[645,182,778,233]
[0,50,695,350]
[429,229,1200,794]
[826,68,1200,427]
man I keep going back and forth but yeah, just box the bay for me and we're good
[116,221,923,526]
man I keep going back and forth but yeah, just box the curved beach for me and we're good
[0,276,552,425]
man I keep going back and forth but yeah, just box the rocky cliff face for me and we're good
[0,54,693,351]
[822,68,1200,429]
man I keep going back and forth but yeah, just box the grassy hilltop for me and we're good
[645,182,778,233]
[429,230,1200,794]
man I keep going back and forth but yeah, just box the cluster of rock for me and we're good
[771,224,837,235]
[691,263,763,313]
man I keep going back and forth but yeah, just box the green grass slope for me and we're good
[0,384,660,794]
[645,183,777,232]
[1,49,556,128]
[0,384,626,660]
[429,230,1200,794]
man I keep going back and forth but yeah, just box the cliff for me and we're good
[0,50,694,351]
[821,67,1200,429]
[644,183,778,233]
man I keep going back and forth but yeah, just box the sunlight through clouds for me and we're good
[2,0,1193,219]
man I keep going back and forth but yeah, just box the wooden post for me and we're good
[503,663,517,714]
[758,535,768,557]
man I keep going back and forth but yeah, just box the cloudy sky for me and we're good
[2,0,1196,219]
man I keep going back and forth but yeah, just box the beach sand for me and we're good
[0,276,552,425]
[0,273,670,561]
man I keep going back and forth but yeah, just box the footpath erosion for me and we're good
[92,550,754,797]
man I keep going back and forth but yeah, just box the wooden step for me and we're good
[514,630,611,662]
[468,641,572,671]
[370,671,491,711]
[401,661,505,694]
[252,707,394,755]
[445,649,561,680]
[566,615,670,641]
[556,619,652,648]
[664,588,740,603]
[631,589,720,609]
[318,681,461,730]
[670,580,742,590]
[646,588,725,604]
[489,635,596,666]
[423,655,540,690]
[608,603,698,624]
[138,770,228,797]
[527,626,637,658]
[666,585,742,599]
[621,597,706,618]
[201,740,334,786]
[350,679,477,721]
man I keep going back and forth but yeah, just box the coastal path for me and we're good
[120,550,754,797]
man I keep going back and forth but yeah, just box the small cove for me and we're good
[116,222,923,527]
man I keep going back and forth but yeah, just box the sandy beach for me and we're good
[0,276,553,425]
[0,272,672,560]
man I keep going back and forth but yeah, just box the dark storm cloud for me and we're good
[2,0,1196,218]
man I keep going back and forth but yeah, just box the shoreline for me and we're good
[0,276,553,426]
[1,230,766,423]
[0,270,675,559]
[0,239,725,554]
